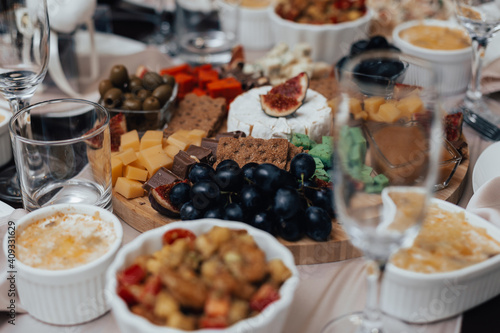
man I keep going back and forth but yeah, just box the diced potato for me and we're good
[138,145,173,176]
[268,258,292,284]
[116,148,138,166]
[378,102,402,123]
[111,157,123,187]
[166,312,196,331]
[397,95,424,117]
[120,130,140,152]
[124,165,149,182]
[114,177,145,199]
[140,130,163,151]
[164,144,182,159]
[363,96,385,119]
[154,291,179,318]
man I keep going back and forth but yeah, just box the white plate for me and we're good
[122,0,175,12]
[472,141,500,192]
[0,199,14,218]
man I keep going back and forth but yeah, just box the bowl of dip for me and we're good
[393,19,472,95]
[238,0,274,50]
[3,204,123,325]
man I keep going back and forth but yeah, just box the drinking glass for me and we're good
[0,0,49,203]
[143,0,172,51]
[453,0,500,126]
[322,50,442,332]
[9,99,113,212]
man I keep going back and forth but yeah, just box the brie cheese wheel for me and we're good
[227,86,332,142]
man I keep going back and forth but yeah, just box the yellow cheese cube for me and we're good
[397,95,424,117]
[115,177,145,199]
[378,102,402,123]
[162,138,169,149]
[140,130,164,151]
[164,144,182,159]
[186,129,207,146]
[117,148,138,166]
[138,145,174,176]
[363,96,385,120]
[111,157,123,187]
[120,130,140,152]
[128,153,146,169]
[124,165,149,182]
[166,136,189,150]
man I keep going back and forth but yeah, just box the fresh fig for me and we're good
[149,180,189,217]
[260,72,309,117]
[109,113,127,152]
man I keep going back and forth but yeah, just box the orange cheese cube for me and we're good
[138,145,174,176]
[364,96,386,119]
[164,144,182,158]
[397,95,424,117]
[128,153,146,169]
[120,130,140,152]
[111,157,123,187]
[115,177,145,199]
[124,165,149,182]
[186,129,207,146]
[166,136,189,150]
[378,102,402,123]
[162,138,169,149]
[140,130,164,151]
[117,148,138,166]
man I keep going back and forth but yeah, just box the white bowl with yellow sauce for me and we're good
[3,204,123,325]
[381,198,500,323]
[393,19,472,95]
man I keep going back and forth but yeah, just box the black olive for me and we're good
[122,98,143,110]
[109,64,129,89]
[135,89,151,101]
[142,96,161,110]
[129,77,143,94]
[98,79,113,98]
[142,72,163,91]
[162,74,175,87]
[103,88,123,109]
[152,84,173,105]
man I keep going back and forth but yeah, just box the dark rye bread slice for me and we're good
[215,137,289,169]
[164,93,226,138]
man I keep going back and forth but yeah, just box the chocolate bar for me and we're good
[201,138,219,159]
[142,167,181,192]
[172,150,197,179]
[185,145,215,165]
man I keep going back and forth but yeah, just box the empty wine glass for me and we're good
[0,0,49,203]
[143,0,172,52]
[322,50,442,332]
[453,0,500,127]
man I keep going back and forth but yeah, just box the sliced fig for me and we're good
[260,93,302,117]
[109,113,127,152]
[260,72,309,117]
[149,180,189,217]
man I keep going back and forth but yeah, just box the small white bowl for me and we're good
[239,5,274,50]
[268,6,373,63]
[106,219,300,333]
[381,199,500,323]
[0,108,12,167]
[392,19,472,96]
[3,204,123,325]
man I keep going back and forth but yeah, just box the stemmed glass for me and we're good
[143,0,172,52]
[322,50,442,332]
[453,0,500,127]
[0,0,49,203]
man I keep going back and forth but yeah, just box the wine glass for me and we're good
[143,0,173,52]
[453,0,500,128]
[321,50,442,332]
[0,0,49,204]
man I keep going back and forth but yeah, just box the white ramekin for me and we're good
[392,19,472,96]
[106,219,300,333]
[3,204,123,325]
[381,199,500,323]
[267,6,373,63]
[0,108,12,168]
[239,5,274,50]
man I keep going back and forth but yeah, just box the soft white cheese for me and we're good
[227,86,331,142]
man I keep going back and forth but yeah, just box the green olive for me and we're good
[128,77,143,94]
[142,72,163,91]
[98,79,113,98]
[122,98,143,110]
[142,96,161,110]
[103,88,123,109]
[162,74,175,87]
[135,89,151,101]
[124,92,134,100]
[152,84,173,105]
[109,64,129,89]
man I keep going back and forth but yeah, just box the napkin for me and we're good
[466,176,500,228]
[482,58,500,95]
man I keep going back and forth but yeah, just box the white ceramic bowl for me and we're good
[268,6,373,63]
[381,199,500,323]
[392,19,472,96]
[0,108,12,167]
[3,204,123,325]
[106,219,300,333]
[239,5,274,50]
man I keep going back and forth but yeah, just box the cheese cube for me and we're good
[124,165,149,182]
[397,95,424,117]
[115,177,145,199]
[164,144,182,158]
[140,130,164,151]
[363,96,385,118]
[349,98,362,117]
[128,153,146,169]
[162,138,169,149]
[378,103,402,123]
[166,136,189,150]
[138,145,174,176]
[120,130,140,152]
[117,148,138,166]
[186,129,207,146]
[111,157,123,187]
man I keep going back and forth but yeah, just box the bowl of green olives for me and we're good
[98,64,178,133]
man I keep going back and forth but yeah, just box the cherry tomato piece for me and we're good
[162,228,196,245]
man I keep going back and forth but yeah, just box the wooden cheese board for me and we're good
[113,150,469,265]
